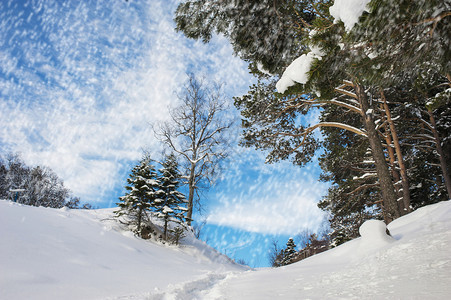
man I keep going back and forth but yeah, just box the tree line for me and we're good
[0,153,92,209]
[269,233,330,267]
[174,0,450,246]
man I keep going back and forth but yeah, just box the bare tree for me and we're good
[267,239,282,268]
[193,218,207,240]
[154,74,232,225]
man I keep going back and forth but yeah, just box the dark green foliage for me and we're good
[175,0,323,74]
[270,240,290,267]
[115,155,162,236]
[382,72,450,205]
[281,238,297,266]
[273,233,331,266]
[154,153,188,241]
[235,79,320,166]
[350,0,451,85]
[65,197,94,209]
[116,153,189,242]
[297,233,330,257]
[318,186,380,246]
[318,72,450,242]
[317,101,382,243]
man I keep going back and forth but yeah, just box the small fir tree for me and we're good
[115,155,161,236]
[153,153,188,241]
[281,238,297,266]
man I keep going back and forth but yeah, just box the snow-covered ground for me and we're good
[0,201,245,299]
[1,200,450,299]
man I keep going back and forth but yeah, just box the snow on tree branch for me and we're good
[329,0,371,32]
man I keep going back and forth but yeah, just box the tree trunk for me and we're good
[428,109,451,200]
[164,216,168,241]
[381,91,412,214]
[355,84,400,223]
[137,205,143,235]
[380,108,403,213]
[186,162,196,226]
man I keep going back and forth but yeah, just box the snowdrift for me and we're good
[0,201,245,299]
[1,200,450,299]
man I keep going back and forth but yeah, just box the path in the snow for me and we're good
[107,272,240,299]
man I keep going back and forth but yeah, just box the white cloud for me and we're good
[207,148,328,235]
[0,0,253,205]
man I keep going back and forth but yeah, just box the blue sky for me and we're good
[0,0,328,267]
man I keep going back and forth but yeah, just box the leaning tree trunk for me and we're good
[428,109,451,200]
[355,84,400,223]
[380,109,403,213]
[381,91,412,215]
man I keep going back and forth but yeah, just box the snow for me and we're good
[329,0,372,31]
[353,172,377,180]
[357,220,395,255]
[0,200,244,300]
[163,205,173,213]
[276,31,325,94]
[1,199,451,299]
[276,52,318,94]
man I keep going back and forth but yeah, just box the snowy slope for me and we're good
[202,201,451,299]
[0,201,245,300]
[1,200,451,299]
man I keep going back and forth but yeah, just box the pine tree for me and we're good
[281,238,297,266]
[174,1,450,227]
[317,104,382,245]
[175,0,318,75]
[349,0,450,86]
[318,72,451,243]
[153,153,188,241]
[115,155,162,236]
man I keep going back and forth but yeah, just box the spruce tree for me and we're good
[153,153,188,241]
[281,238,297,266]
[115,155,161,236]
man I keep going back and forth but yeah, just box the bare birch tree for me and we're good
[154,74,232,225]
